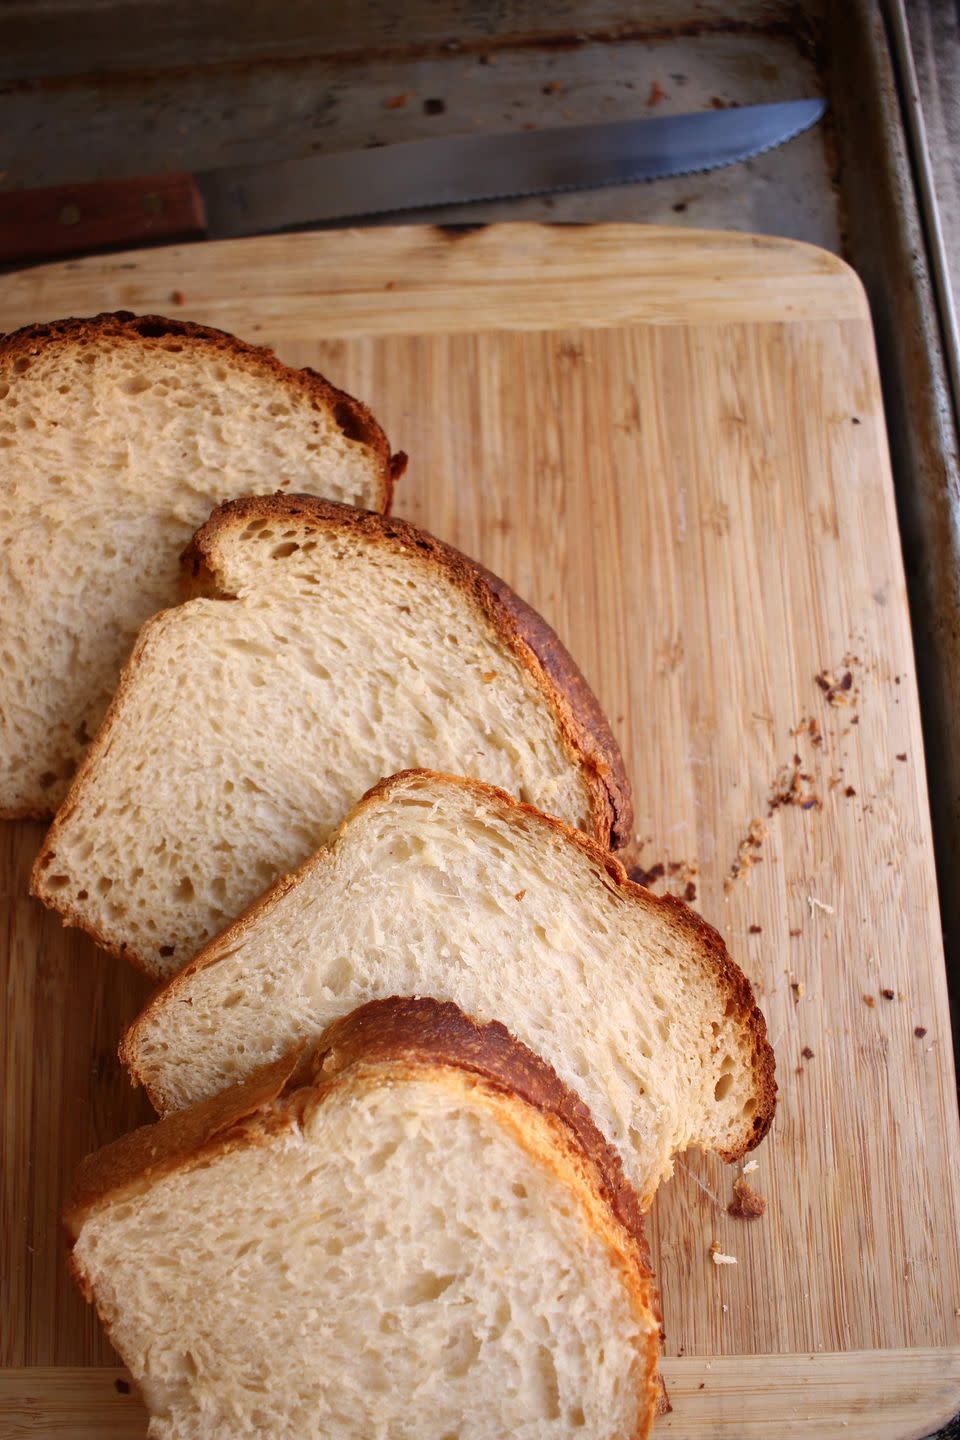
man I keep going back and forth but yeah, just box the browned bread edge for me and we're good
[70,996,663,1436]
[0,310,406,517]
[123,768,775,1162]
[181,493,633,847]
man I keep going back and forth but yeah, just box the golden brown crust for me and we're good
[0,312,404,513]
[125,768,774,1158]
[475,564,633,846]
[181,493,632,848]
[73,998,662,1436]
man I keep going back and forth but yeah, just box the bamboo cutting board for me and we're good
[1,225,959,1438]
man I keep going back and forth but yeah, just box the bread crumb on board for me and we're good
[728,1176,767,1220]
[627,853,699,903]
[815,667,857,706]
[742,1158,759,1175]
[709,1241,738,1266]
[724,818,767,892]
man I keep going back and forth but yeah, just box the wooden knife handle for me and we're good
[0,174,207,266]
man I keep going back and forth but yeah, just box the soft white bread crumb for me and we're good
[124,770,775,1204]
[0,313,399,816]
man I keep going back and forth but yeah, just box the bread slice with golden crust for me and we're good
[122,770,774,1206]
[32,497,632,980]
[0,312,404,818]
[68,997,663,1440]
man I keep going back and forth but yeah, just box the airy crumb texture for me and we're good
[124,771,775,1204]
[33,499,630,979]
[69,999,662,1440]
[0,312,401,817]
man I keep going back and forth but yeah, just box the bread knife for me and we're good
[0,100,826,264]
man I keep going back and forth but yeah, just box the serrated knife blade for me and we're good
[197,99,826,239]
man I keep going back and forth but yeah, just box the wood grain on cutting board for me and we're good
[1,225,958,1437]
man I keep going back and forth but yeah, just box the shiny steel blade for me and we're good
[198,99,826,238]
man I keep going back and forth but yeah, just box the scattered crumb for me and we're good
[881,988,895,1000]
[541,81,563,94]
[514,890,526,902]
[672,201,688,213]
[710,95,730,109]
[790,714,823,748]
[728,1176,767,1220]
[742,1159,759,1174]
[480,670,498,683]
[169,289,185,306]
[722,1303,729,1312]
[698,1381,705,1390]
[384,280,396,290]
[789,928,802,938]
[630,861,665,887]
[627,854,698,901]
[724,817,767,892]
[791,979,806,1002]
[114,1378,131,1395]
[768,755,822,813]
[807,895,834,916]
[647,80,667,106]
[709,1241,738,1265]
[915,1026,927,1038]
[748,923,762,935]
[863,994,875,1008]
[815,668,856,706]
[896,752,907,763]
[845,785,857,797]
[383,93,410,109]
[852,416,861,425]
[423,97,446,115]
[801,1045,814,1059]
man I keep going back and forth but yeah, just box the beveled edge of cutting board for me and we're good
[0,223,870,339]
[2,1351,957,1438]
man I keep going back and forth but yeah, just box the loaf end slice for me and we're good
[69,997,663,1440]
[32,498,631,979]
[0,312,404,817]
[123,769,774,1204]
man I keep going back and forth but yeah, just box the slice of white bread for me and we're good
[0,312,404,818]
[123,770,775,1206]
[67,998,663,1440]
[32,497,632,980]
